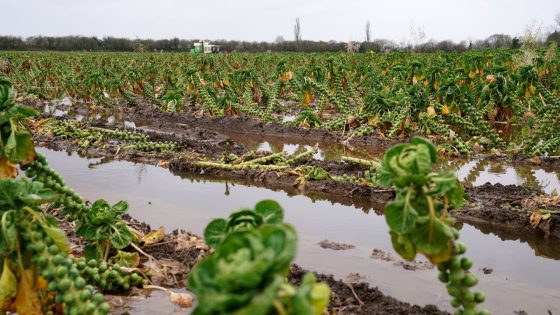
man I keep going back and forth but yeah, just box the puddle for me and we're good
[37,147,560,315]
[453,159,560,194]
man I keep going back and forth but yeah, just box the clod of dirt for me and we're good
[371,249,434,271]
[481,267,493,274]
[319,240,356,250]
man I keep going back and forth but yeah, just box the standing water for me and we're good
[38,148,560,315]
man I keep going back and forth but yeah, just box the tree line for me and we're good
[0,33,558,53]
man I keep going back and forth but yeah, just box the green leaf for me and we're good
[83,243,103,261]
[254,200,284,224]
[385,198,418,234]
[203,218,227,249]
[414,144,432,175]
[189,223,298,314]
[87,199,128,225]
[110,222,133,249]
[292,273,331,315]
[410,136,437,163]
[76,223,105,241]
[5,124,35,164]
[230,275,282,315]
[411,218,454,256]
[1,211,17,251]
[0,178,55,209]
[227,210,263,232]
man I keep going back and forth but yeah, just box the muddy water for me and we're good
[38,148,560,315]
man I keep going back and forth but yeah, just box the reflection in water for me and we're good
[453,158,559,194]
[37,147,560,314]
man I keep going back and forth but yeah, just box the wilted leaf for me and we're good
[109,250,140,268]
[0,259,17,309]
[411,218,454,257]
[0,157,17,179]
[11,269,41,315]
[5,128,35,164]
[390,231,416,261]
[141,226,165,246]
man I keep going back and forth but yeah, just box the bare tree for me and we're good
[294,18,302,42]
[365,20,371,42]
[409,23,426,52]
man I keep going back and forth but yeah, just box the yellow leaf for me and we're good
[426,105,436,117]
[412,75,418,84]
[434,81,441,90]
[0,157,18,179]
[141,226,166,246]
[303,92,313,107]
[441,105,450,116]
[10,269,41,315]
[425,241,454,264]
[0,259,17,310]
[468,71,476,79]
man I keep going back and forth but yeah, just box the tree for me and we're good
[294,18,301,42]
[365,20,371,42]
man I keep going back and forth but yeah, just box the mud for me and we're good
[126,102,394,149]
[457,183,560,239]
[370,249,434,271]
[318,240,356,250]
[288,265,447,315]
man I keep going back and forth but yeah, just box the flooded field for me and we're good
[38,147,560,315]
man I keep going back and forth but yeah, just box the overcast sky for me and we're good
[1,0,559,43]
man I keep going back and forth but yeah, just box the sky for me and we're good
[1,0,559,43]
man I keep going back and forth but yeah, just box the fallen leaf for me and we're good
[142,226,165,246]
[529,211,542,228]
[529,156,541,165]
[158,160,170,168]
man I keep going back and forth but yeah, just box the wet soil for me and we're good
[288,265,446,315]
[370,249,434,271]
[126,102,394,149]
[318,240,356,250]
[458,183,560,239]
[33,124,560,242]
